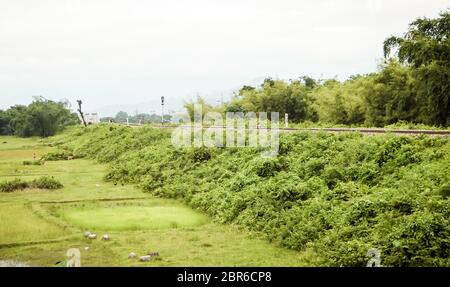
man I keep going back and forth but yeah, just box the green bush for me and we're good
[22,160,44,166]
[41,150,79,161]
[439,184,450,199]
[0,178,29,192]
[254,158,284,177]
[191,148,212,163]
[0,177,63,192]
[31,176,64,189]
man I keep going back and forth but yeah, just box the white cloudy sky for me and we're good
[0,0,448,115]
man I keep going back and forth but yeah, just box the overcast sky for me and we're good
[0,0,448,116]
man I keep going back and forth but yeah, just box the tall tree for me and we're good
[364,61,417,126]
[183,96,214,121]
[3,97,79,137]
[114,111,129,123]
[384,11,450,126]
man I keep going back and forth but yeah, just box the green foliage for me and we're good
[31,176,64,189]
[310,78,368,125]
[184,96,216,122]
[384,121,448,130]
[0,178,29,192]
[191,148,212,163]
[229,79,313,122]
[220,12,449,128]
[102,111,172,124]
[0,110,12,135]
[22,160,44,166]
[253,158,285,177]
[363,61,417,126]
[439,183,450,198]
[53,125,450,266]
[0,97,79,137]
[384,10,450,126]
[41,150,78,161]
[0,176,63,192]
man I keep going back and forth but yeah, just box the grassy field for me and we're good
[0,136,310,266]
[57,200,210,231]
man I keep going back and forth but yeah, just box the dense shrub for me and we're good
[51,125,450,266]
[31,176,64,189]
[22,160,44,166]
[40,150,76,161]
[0,178,29,192]
[191,148,212,163]
[0,177,63,192]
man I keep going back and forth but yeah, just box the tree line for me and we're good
[202,11,449,127]
[100,111,172,124]
[0,97,79,137]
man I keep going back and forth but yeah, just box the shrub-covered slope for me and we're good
[52,125,450,266]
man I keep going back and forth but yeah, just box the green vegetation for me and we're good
[0,97,79,137]
[0,179,29,192]
[57,200,210,231]
[51,125,450,266]
[100,111,172,124]
[285,121,450,130]
[0,135,306,266]
[0,203,68,245]
[31,176,64,190]
[0,176,63,192]
[0,11,448,268]
[22,160,44,166]
[40,150,82,161]
[384,11,450,126]
[210,12,449,128]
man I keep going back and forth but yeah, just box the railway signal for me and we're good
[161,96,165,125]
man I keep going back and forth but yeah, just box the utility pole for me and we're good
[76,100,87,127]
[161,96,165,126]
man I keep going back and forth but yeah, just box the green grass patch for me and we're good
[57,201,210,231]
[0,203,66,245]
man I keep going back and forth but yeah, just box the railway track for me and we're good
[120,123,450,136]
[279,127,450,136]
[141,124,450,136]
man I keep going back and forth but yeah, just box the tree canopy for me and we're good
[384,10,450,126]
[0,97,79,137]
